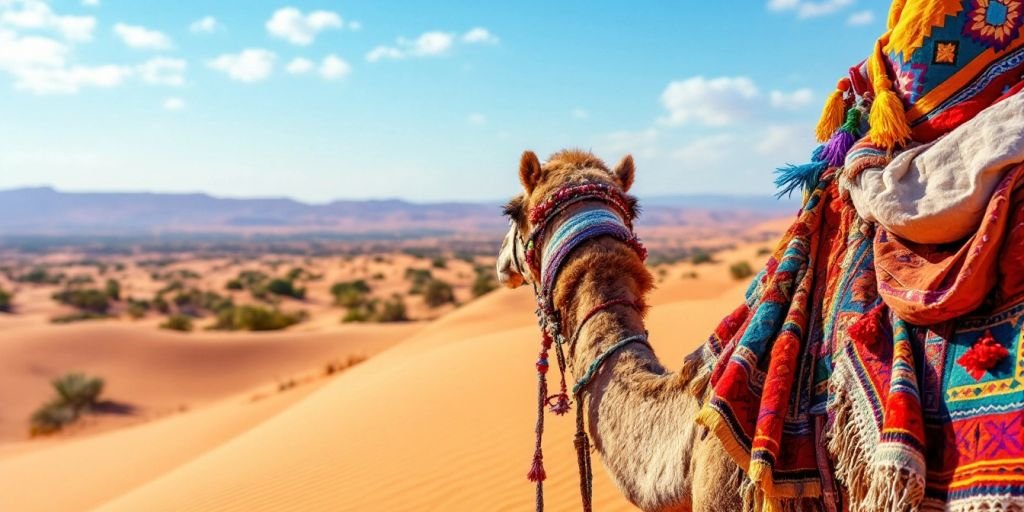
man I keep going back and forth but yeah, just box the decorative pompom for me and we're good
[957,330,1008,380]
[527,452,546,482]
[774,146,828,198]
[868,87,911,150]
[848,303,887,347]
[821,107,863,167]
[816,79,851,142]
[548,393,571,415]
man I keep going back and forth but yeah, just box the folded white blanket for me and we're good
[843,91,1024,244]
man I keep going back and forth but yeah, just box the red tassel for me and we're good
[527,451,546,482]
[957,330,1008,380]
[849,303,887,346]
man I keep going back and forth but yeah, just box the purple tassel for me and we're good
[548,393,571,415]
[821,129,856,167]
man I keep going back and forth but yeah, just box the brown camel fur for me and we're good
[498,149,743,512]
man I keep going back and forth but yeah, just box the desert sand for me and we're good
[0,241,769,512]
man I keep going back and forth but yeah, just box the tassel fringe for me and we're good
[816,79,851,142]
[774,146,828,199]
[868,87,911,150]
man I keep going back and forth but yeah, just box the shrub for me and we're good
[66,274,95,287]
[30,373,105,436]
[266,278,305,299]
[729,261,754,280]
[17,267,63,284]
[52,288,110,313]
[471,268,497,298]
[376,295,408,322]
[423,279,455,308]
[0,287,11,313]
[225,279,244,291]
[757,247,773,256]
[51,312,110,323]
[213,305,305,331]
[331,280,371,307]
[104,278,121,300]
[431,257,447,269]
[405,268,433,294]
[126,298,149,319]
[691,250,715,265]
[161,314,194,332]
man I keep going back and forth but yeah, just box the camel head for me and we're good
[497,149,636,289]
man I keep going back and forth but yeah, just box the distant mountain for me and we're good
[0,187,795,237]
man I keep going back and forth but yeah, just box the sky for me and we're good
[0,0,893,203]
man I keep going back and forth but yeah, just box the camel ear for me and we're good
[613,154,635,192]
[519,150,543,194]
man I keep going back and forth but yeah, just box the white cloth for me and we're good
[844,91,1024,244]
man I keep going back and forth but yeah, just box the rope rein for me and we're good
[520,182,648,512]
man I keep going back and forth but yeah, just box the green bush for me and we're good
[756,247,773,256]
[225,279,244,291]
[52,288,110,313]
[266,278,305,299]
[17,267,64,284]
[375,295,408,322]
[405,268,433,294]
[161,314,194,332]
[126,298,149,319]
[472,268,498,298]
[30,373,105,436]
[423,279,455,308]
[51,312,111,323]
[691,250,715,265]
[213,305,305,331]
[0,287,11,313]
[729,261,754,280]
[104,278,121,300]
[431,257,447,269]
[331,280,371,307]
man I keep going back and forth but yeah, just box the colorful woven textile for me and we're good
[815,0,1024,152]
[697,164,1024,511]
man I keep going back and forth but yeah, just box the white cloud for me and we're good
[14,64,131,94]
[366,30,455,61]
[366,45,403,62]
[659,76,815,126]
[0,0,95,41]
[467,113,486,126]
[113,23,172,49]
[411,31,453,56]
[285,57,313,74]
[462,27,498,44]
[572,107,589,120]
[318,54,350,80]
[347,20,362,31]
[672,134,738,164]
[189,16,221,34]
[266,7,342,45]
[163,97,185,111]
[847,10,875,26]
[603,128,660,159]
[769,88,814,109]
[137,57,185,86]
[659,76,760,126]
[207,49,275,82]
[82,0,99,6]
[0,29,67,70]
[767,0,854,18]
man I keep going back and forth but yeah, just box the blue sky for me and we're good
[0,0,891,202]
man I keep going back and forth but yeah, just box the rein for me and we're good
[519,182,648,512]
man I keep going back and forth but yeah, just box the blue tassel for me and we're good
[774,145,827,199]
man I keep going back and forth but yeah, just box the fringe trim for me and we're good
[827,356,925,512]
[933,497,1024,512]
[699,406,824,512]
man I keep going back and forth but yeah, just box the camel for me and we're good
[497,149,744,512]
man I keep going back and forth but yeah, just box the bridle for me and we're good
[516,182,649,512]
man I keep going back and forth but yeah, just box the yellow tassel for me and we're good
[867,38,911,150]
[814,79,850,142]
[868,87,911,149]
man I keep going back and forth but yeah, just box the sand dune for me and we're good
[0,322,421,444]
[80,282,749,512]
